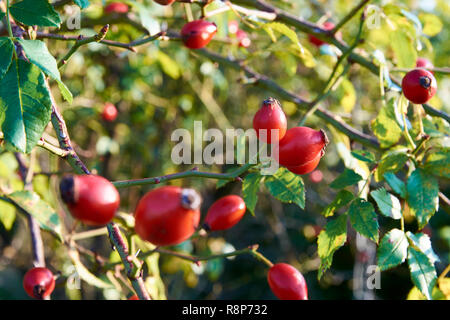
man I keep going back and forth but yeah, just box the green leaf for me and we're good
[389,30,416,68]
[408,247,437,300]
[419,13,443,37]
[406,168,439,229]
[10,0,61,27]
[351,149,375,163]
[16,39,72,103]
[374,149,408,182]
[371,98,403,148]
[242,172,262,216]
[321,189,354,217]
[69,248,113,289]
[377,229,408,271]
[330,168,362,189]
[0,59,52,153]
[0,200,16,231]
[263,22,315,68]
[6,190,62,240]
[317,214,347,279]
[370,188,402,219]
[73,0,90,9]
[0,12,5,21]
[348,198,379,243]
[423,148,450,179]
[383,172,406,198]
[0,37,14,80]
[406,232,439,264]
[265,167,305,209]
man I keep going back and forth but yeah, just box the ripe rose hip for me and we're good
[153,0,176,5]
[309,169,323,183]
[267,263,308,300]
[228,20,239,34]
[101,102,118,122]
[308,21,340,47]
[402,69,437,104]
[181,20,217,49]
[23,267,55,299]
[236,29,251,48]
[286,151,322,175]
[128,294,139,300]
[203,195,246,231]
[134,186,201,246]
[60,175,120,226]
[416,58,434,72]
[104,2,129,14]
[276,127,328,167]
[253,97,287,144]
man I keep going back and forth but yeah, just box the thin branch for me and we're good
[331,0,372,34]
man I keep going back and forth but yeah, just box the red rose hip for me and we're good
[23,267,55,299]
[267,263,308,300]
[416,58,434,72]
[104,2,129,14]
[101,102,118,122]
[203,195,246,231]
[60,175,120,226]
[308,21,339,47]
[402,69,437,104]
[276,127,328,167]
[181,20,217,49]
[134,186,201,246]
[253,97,287,144]
[286,151,323,175]
[236,29,251,48]
[153,0,176,5]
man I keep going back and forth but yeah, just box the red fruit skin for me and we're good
[286,151,322,175]
[104,2,129,14]
[228,20,239,34]
[134,186,201,246]
[236,29,251,48]
[101,102,118,122]
[402,69,437,104]
[128,294,139,300]
[60,175,120,226]
[181,20,217,49]
[267,263,308,300]
[275,127,328,167]
[308,22,338,47]
[204,195,246,231]
[153,0,176,5]
[309,169,323,183]
[23,267,55,299]
[416,58,434,72]
[253,98,287,144]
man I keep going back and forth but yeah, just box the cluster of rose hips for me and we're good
[253,97,328,175]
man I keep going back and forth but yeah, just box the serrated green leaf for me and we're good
[0,200,16,231]
[6,190,62,240]
[0,37,14,80]
[0,59,52,153]
[321,189,354,217]
[389,30,416,68]
[73,0,90,9]
[351,149,375,163]
[377,229,408,271]
[374,149,408,182]
[419,13,443,37]
[407,285,446,300]
[317,214,347,279]
[348,198,379,243]
[330,168,362,189]
[370,188,402,219]
[383,172,406,198]
[408,247,437,300]
[242,172,262,216]
[406,232,439,264]
[371,98,403,148]
[423,148,450,179]
[406,168,439,229]
[69,248,113,289]
[10,0,61,27]
[265,167,305,209]
[16,39,73,103]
